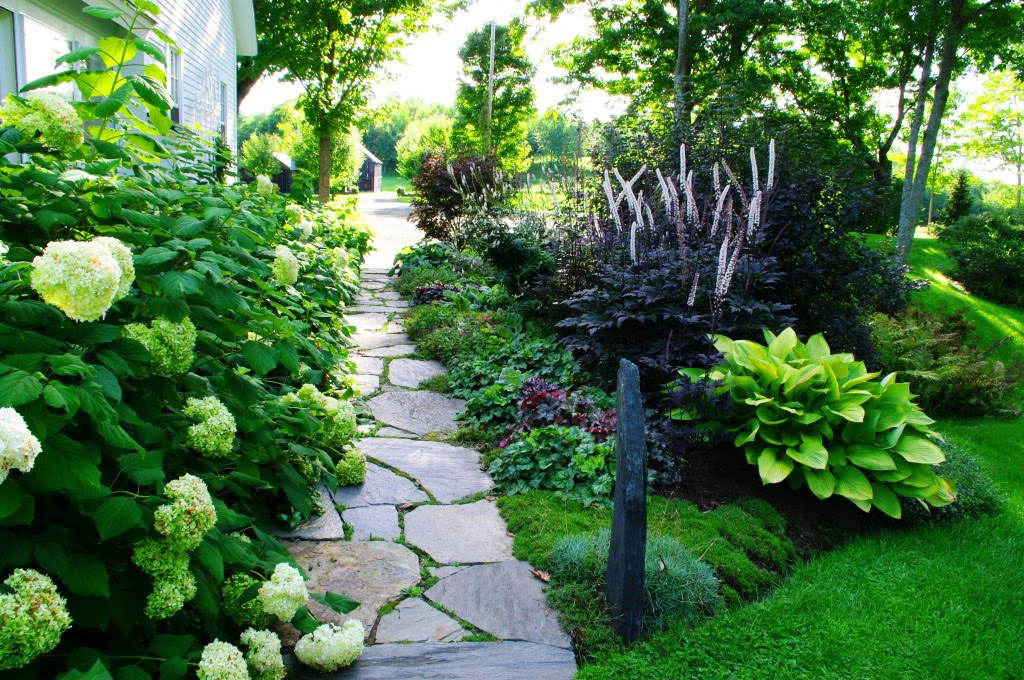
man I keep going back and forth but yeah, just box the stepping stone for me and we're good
[272,485,343,540]
[365,391,464,436]
[292,641,577,679]
[351,355,384,375]
[363,344,418,358]
[362,268,392,275]
[362,280,387,290]
[333,462,428,508]
[405,501,513,564]
[349,313,388,332]
[429,566,470,580]
[358,438,491,503]
[376,291,403,300]
[354,375,380,392]
[389,319,406,332]
[388,359,446,388]
[375,427,418,439]
[351,333,411,351]
[343,505,400,541]
[374,598,466,643]
[347,305,398,314]
[282,541,419,643]
[425,560,572,649]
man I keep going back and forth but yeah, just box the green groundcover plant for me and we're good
[0,2,374,677]
[676,329,955,518]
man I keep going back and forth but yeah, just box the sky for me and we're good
[240,0,626,120]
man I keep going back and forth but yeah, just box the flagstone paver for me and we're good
[281,197,572,676]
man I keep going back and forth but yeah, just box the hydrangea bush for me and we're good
[0,2,368,675]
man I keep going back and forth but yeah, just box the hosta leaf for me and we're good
[869,483,902,519]
[804,468,835,499]
[757,448,794,484]
[805,333,830,360]
[892,435,945,464]
[768,327,798,359]
[826,400,864,423]
[846,444,897,471]
[834,465,873,501]
[789,433,828,469]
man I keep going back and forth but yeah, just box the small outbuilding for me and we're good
[358,144,383,193]
[271,152,294,193]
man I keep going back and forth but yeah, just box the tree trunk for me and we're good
[318,133,332,205]
[672,0,690,146]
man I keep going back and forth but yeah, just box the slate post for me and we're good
[606,358,648,643]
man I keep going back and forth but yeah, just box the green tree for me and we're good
[453,19,536,174]
[527,109,580,166]
[944,170,974,222]
[240,132,284,177]
[395,114,453,179]
[360,97,450,172]
[962,70,1024,211]
[293,122,364,192]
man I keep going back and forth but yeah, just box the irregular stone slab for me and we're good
[365,391,464,435]
[375,427,418,439]
[333,462,428,508]
[346,305,397,314]
[358,438,491,502]
[273,485,343,540]
[349,313,388,332]
[374,598,466,643]
[293,642,576,679]
[354,375,380,393]
[283,541,419,643]
[376,291,403,300]
[362,280,387,290]
[388,319,406,332]
[351,333,411,350]
[426,561,572,649]
[351,355,384,375]
[388,359,446,388]
[363,344,418,358]
[405,501,512,564]
[429,565,470,580]
[343,505,400,541]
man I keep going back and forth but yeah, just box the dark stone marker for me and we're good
[606,358,648,643]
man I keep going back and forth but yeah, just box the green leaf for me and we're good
[150,634,194,658]
[891,435,946,464]
[242,341,278,376]
[804,467,835,500]
[55,46,101,66]
[157,658,188,680]
[135,246,179,266]
[196,540,224,582]
[311,591,360,615]
[833,465,873,501]
[118,451,165,486]
[26,434,101,492]
[94,83,134,117]
[757,448,794,484]
[870,483,902,519]
[59,659,114,680]
[158,271,202,298]
[34,541,68,576]
[43,383,81,414]
[83,6,122,19]
[788,433,828,469]
[49,353,94,377]
[0,482,29,520]
[0,369,44,406]
[846,444,897,471]
[291,607,320,634]
[61,553,110,597]
[93,497,143,541]
[19,69,77,93]
[825,400,865,423]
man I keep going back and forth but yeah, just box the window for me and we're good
[22,16,75,100]
[219,81,227,138]
[0,8,15,100]
[166,46,181,123]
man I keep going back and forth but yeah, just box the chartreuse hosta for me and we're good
[675,328,955,518]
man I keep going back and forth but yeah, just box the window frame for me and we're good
[165,44,182,124]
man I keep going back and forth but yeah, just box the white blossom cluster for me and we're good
[294,620,364,672]
[257,563,308,621]
[197,640,249,680]
[132,539,196,619]
[0,92,83,156]
[123,316,197,376]
[0,569,72,671]
[271,245,299,286]
[240,628,286,680]
[183,396,236,457]
[154,474,217,551]
[298,219,314,239]
[256,174,276,196]
[30,237,134,321]
[0,240,8,263]
[0,408,41,486]
[281,384,357,449]
[284,204,304,224]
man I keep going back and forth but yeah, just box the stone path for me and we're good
[278,251,576,677]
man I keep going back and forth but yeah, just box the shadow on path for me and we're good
[358,192,422,270]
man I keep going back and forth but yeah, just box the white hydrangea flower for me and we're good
[256,174,275,197]
[197,640,248,680]
[0,407,42,486]
[284,204,304,225]
[91,236,135,299]
[257,563,308,621]
[0,92,83,156]
[30,240,120,322]
[240,628,286,680]
[0,241,8,263]
[123,316,197,376]
[0,569,72,671]
[271,245,299,286]
[294,621,364,672]
[297,219,314,239]
[183,396,236,457]
[153,474,217,551]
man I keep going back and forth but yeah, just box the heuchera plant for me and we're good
[675,328,956,518]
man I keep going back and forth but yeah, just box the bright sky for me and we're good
[240,0,626,121]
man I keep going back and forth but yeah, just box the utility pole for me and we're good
[484,19,496,155]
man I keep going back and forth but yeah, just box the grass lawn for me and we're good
[379,171,411,196]
[522,231,1024,678]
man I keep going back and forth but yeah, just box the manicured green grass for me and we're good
[379,171,411,193]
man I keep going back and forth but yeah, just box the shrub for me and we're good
[413,282,462,305]
[488,424,616,506]
[446,328,582,398]
[870,309,1023,416]
[549,530,722,633]
[409,153,507,245]
[461,209,554,293]
[901,442,1005,524]
[940,214,1024,307]
[677,329,955,518]
[514,377,616,443]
